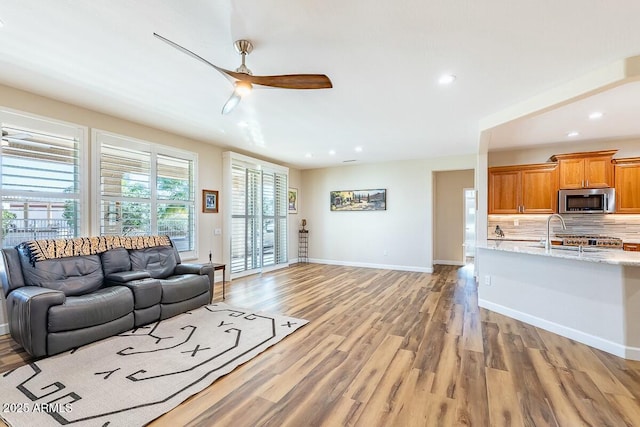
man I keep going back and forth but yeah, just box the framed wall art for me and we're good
[330,189,386,211]
[202,189,219,213]
[288,188,298,214]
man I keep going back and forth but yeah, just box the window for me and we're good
[1,110,86,248]
[94,131,197,258]
[226,152,288,275]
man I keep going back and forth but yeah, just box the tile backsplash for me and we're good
[488,214,640,242]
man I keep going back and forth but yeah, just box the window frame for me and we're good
[92,129,198,259]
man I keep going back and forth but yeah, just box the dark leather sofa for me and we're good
[0,239,213,357]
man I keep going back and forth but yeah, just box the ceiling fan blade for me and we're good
[221,92,242,115]
[224,71,333,89]
[2,130,31,139]
[153,33,232,81]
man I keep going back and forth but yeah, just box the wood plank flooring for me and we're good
[2,263,640,426]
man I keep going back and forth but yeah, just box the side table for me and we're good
[298,230,309,264]
[210,263,226,300]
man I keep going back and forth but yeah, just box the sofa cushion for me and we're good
[130,246,178,279]
[101,247,132,275]
[48,286,133,332]
[18,249,104,296]
[159,274,209,304]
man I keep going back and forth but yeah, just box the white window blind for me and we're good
[273,172,288,265]
[95,131,196,256]
[1,111,85,248]
[230,157,288,275]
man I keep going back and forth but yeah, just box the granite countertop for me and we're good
[478,240,640,266]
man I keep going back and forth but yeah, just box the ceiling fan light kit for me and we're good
[234,80,253,97]
[153,33,332,115]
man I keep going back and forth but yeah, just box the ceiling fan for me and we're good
[1,130,31,146]
[153,33,333,115]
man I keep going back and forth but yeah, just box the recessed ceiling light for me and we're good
[438,74,456,85]
[588,112,604,120]
[567,131,580,137]
[354,146,363,153]
[304,153,313,158]
[237,121,249,128]
[329,150,336,156]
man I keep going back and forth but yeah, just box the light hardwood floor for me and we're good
[2,263,640,426]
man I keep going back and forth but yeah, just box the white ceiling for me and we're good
[1,0,640,169]
[487,81,640,151]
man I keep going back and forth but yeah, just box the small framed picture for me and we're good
[202,190,219,213]
[288,188,298,214]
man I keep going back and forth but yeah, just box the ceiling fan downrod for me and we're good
[234,40,253,75]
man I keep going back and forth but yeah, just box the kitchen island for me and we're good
[477,240,640,360]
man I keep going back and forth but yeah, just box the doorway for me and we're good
[433,169,475,266]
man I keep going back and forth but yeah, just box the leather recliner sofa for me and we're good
[0,238,213,357]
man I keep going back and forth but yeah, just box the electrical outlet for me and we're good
[484,275,492,286]
[514,219,519,226]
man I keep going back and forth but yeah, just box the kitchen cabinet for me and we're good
[551,150,616,189]
[488,163,558,214]
[614,157,640,213]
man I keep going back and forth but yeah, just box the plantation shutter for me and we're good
[156,153,195,252]
[262,172,275,266]
[230,156,288,275]
[274,172,288,265]
[1,114,85,248]
[99,143,152,236]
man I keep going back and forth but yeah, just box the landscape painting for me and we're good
[330,189,386,211]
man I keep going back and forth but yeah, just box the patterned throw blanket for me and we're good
[19,235,172,265]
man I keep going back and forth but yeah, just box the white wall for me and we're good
[301,155,476,272]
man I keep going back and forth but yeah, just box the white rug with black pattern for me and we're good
[0,303,307,426]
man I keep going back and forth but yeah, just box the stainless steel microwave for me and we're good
[558,188,615,213]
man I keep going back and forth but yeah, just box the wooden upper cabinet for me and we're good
[521,166,559,213]
[551,150,616,189]
[488,163,558,214]
[488,168,521,214]
[614,157,640,213]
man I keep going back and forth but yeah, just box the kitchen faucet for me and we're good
[546,213,566,251]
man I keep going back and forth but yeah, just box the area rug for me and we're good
[0,303,307,426]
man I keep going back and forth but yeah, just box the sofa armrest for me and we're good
[105,270,151,284]
[175,263,214,287]
[175,263,213,276]
[6,287,66,357]
[1,248,26,298]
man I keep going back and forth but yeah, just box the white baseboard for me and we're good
[433,259,465,266]
[0,323,8,335]
[308,258,433,273]
[479,299,640,361]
